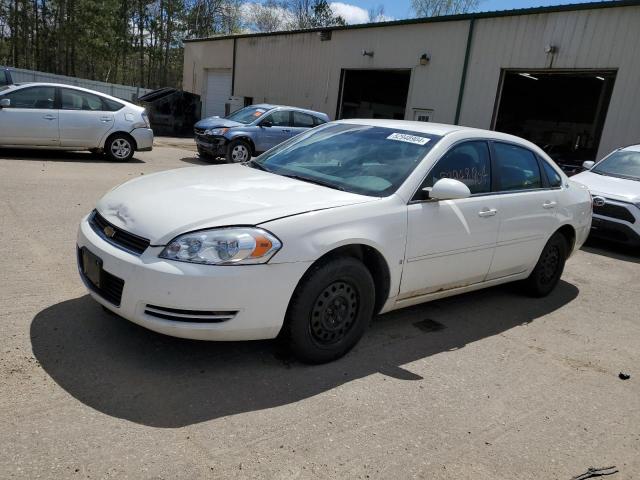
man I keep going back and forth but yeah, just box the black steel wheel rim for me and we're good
[540,244,560,284]
[310,281,359,346]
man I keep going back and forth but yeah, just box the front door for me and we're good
[400,140,500,298]
[0,86,59,146]
[255,110,292,152]
[58,88,115,148]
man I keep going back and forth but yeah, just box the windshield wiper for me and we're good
[282,173,346,191]
[247,159,271,172]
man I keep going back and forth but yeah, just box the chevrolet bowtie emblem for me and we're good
[103,225,116,238]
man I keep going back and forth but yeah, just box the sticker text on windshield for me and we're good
[386,133,430,145]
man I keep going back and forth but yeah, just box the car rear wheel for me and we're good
[105,134,135,162]
[522,232,567,297]
[282,257,375,364]
[226,139,252,163]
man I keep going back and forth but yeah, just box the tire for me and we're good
[522,232,567,297]
[225,139,252,163]
[104,134,135,162]
[283,257,375,364]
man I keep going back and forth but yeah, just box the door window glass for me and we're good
[493,142,542,191]
[313,116,327,126]
[293,111,314,128]
[61,89,105,111]
[423,141,491,194]
[264,110,290,127]
[4,87,55,109]
[103,98,124,112]
[541,160,562,187]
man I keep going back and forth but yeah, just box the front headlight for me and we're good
[159,227,281,265]
[204,127,229,136]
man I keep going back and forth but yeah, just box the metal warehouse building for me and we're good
[183,1,640,161]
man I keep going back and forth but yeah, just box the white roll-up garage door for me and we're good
[204,69,232,118]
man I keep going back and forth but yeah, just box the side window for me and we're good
[422,141,491,194]
[61,89,105,111]
[493,142,542,191]
[4,87,55,109]
[293,111,315,128]
[313,116,327,126]
[102,98,124,112]
[264,110,290,127]
[541,160,562,188]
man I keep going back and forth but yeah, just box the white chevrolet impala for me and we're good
[77,120,592,363]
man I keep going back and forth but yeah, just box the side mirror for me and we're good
[425,178,471,201]
[0,98,10,108]
[582,161,595,170]
[260,120,272,128]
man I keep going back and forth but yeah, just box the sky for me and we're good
[326,0,612,24]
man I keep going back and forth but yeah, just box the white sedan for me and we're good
[77,120,592,363]
[0,82,153,161]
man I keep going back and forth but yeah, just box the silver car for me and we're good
[0,83,153,161]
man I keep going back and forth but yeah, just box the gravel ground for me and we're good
[1,142,638,479]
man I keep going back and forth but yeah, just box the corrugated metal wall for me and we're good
[3,66,152,101]
[183,3,640,159]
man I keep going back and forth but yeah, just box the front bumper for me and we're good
[591,216,640,247]
[77,215,311,341]
[130,128,154,151]
[195,135,227,156]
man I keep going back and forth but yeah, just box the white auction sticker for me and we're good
[386,133,430,145]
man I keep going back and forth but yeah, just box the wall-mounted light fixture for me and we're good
[419,53,431,65]
[362,50,374,57]
[544,44,557,54]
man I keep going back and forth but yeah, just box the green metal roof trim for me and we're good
[184,0,640,43]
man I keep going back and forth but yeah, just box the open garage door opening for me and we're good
[493,70,616,171]
[337,69,411,120]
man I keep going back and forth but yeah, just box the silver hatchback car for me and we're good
[0,82,153,161]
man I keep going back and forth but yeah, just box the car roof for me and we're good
[620,144,640,152]
[2,82,133,106]
[254,103,328,117]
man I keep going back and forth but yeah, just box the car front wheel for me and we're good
[522,232,567,297]
[105,134,135,162]
[226,139,252,163]
[283,257,375,364]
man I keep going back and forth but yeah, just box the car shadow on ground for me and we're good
[180,155,225,166]
[0,148,145,163]
[581,238,639,264]
[31,281,578,428]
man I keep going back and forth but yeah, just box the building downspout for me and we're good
[454,18,475,125]
[231,38,237,96]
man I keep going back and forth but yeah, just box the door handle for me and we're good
[478,208,497,217]
[543,201,557,209]
[100,116,112,122]
[43,114,56,120]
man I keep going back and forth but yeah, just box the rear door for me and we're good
[254,110,293,152]
[289,111,317,138]
[486,142,560,280]
[0,86,59,146]
[58,88,115,148]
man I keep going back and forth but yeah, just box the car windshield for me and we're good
[592,150,640,181]
[251,123,441,196]
[225,106,271,124]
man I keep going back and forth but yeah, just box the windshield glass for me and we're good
[225,106,271,124]
[253,123,441,196]
[592,150,640,181]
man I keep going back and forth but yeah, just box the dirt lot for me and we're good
[1,142,639,480]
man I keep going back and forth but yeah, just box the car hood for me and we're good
[96,164,375,245]
[572,171,640,203]
[194,117,243,130]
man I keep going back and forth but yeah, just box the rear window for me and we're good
[103,98,124,111]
